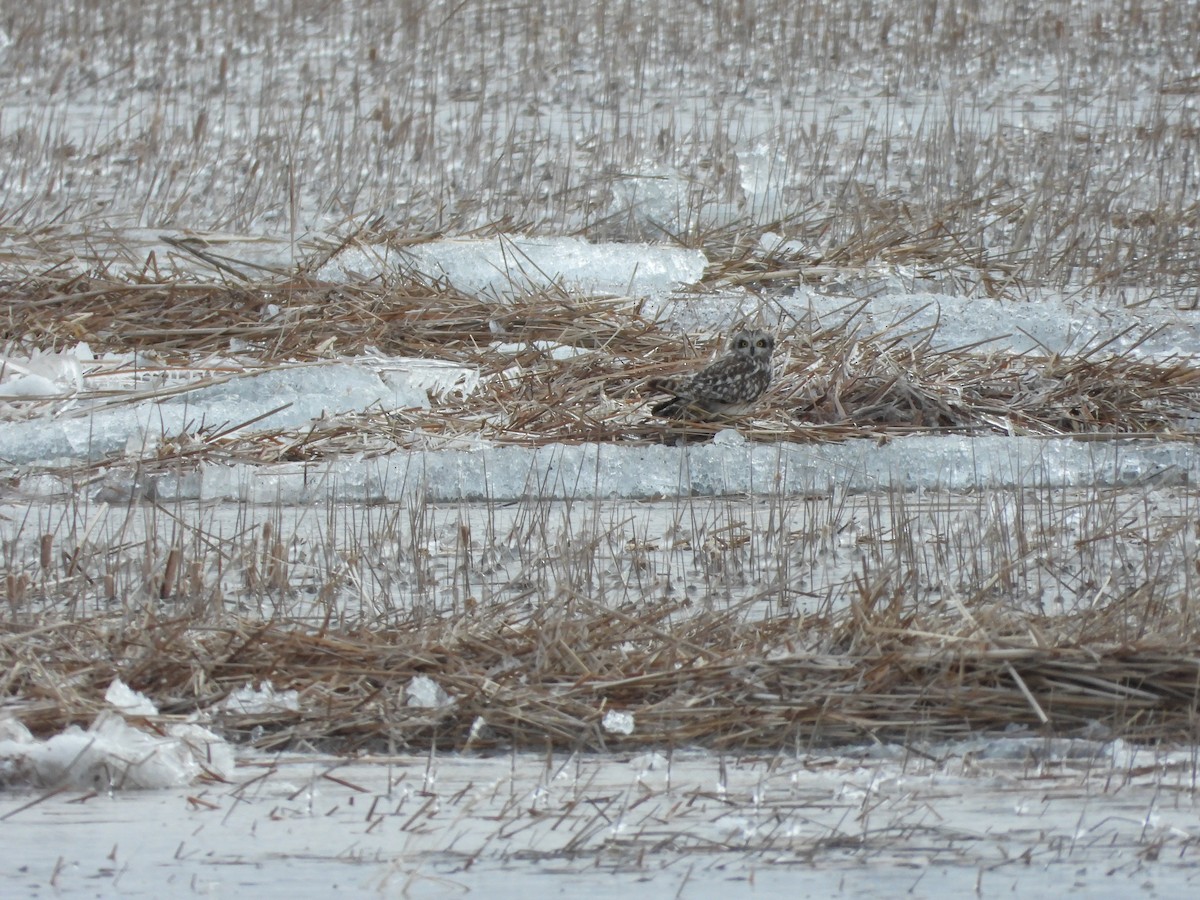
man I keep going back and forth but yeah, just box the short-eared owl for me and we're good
[650,329,775,420]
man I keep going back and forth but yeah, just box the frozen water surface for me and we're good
[7,431,1198,504]
[0,743,1196,898]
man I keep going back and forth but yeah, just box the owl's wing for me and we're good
[684,356,759,403]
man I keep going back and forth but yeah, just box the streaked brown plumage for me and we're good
[650,329,775,421]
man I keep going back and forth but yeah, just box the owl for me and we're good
[650,329,775,421]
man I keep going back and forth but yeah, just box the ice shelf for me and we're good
[76,433,1198,504]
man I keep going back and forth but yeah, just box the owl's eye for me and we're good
[736,339,749,348]
[755,339,767,348]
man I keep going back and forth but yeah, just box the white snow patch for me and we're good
[317,235,706,300]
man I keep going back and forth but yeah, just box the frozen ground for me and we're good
[4,1,1200,896]
[1,742,1197,898]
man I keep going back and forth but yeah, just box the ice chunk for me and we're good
[64,433,1200,506]
[0,372,61,399]
[0,344,86,400]
[0,715,33,745]
[218,682,301,715]
[605,163,745,235]
[645,284,1200,363]
[602,709,635,735]
[105,678,158,716]
[43,351,472,464]
[631,751,669,772]
[12,413,1200,504]
[405,675,455,709]
[167,721,236,780]
[0,230,307,281]
[757,231,821,261]
[738,147,794,223]
[490,340,589,360]
[711,428,747,446]
[0,711,233,790]
[0,360,430,464]
[608,163,691,233]
[363,354,479,407]
[404,235,706,299]
[878,289,1195,359]
[317,235,706,300]
[311,240,397,282]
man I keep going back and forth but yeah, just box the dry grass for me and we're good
[4,592,1199,753]
[1,1,1198,297]
[3,479,1199,751]
[5,0,1200,754]
[4,270,1200,466]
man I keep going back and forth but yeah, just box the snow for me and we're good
[0,680,234,790]
[317,235,708,300]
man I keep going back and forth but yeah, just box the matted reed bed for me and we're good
[3,592,1199,752]
[4,266,1200,466]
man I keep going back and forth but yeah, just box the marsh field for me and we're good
[2,1,1200,895]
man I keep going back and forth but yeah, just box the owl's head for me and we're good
[728,329,775,360]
